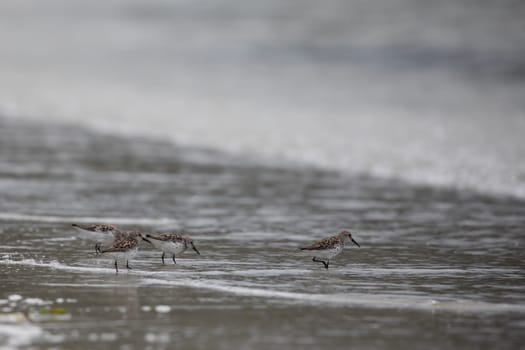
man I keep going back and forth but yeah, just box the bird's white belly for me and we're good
[104,247,138,263]
[73,227,114,243]
[152,240,185,254]
[314,245,343,259]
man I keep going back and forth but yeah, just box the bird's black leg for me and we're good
[172,254,176,264]
[114,260,119,274]
[126,260,132,270]
[313,257,329,269]
[95,242,101,255]
[161,252,165,265]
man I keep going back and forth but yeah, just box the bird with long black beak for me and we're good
[144,233,201,265]
[300,230,360,269]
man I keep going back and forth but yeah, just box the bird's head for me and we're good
[339,230,360,247]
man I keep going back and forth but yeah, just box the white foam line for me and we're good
[229,268,312,277]
[3,258,525,315]
[0,212,178,227]
[352,267,523,276]
[0,258,194,278]
[39,283,138,288]
[0,258,118,275]
[140,277,525,314]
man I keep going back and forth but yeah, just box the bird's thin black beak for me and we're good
[191,242,201,255]
[142,237,152,244]
[352,238,360,247]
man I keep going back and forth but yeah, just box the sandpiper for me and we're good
[71,223,121,254]
[300,230,360,269]
[99,233,151,273]
[144,233,200,264]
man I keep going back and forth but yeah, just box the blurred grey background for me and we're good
[1,0,524,197]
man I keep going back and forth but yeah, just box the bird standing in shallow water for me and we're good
[100,233,151,273]
[145,233,200,264]
[300,230,360,269]
[72,223,120,254]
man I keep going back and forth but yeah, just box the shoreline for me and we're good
[2,114,524,204]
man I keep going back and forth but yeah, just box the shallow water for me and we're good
[1,118,524,349]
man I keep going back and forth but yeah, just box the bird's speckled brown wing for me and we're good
[300,235,341,251]
[147,233,183,242]
[73,223,117,232]
[114,230,141,240]
[101,238,138,253]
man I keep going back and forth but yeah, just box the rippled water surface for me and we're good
[1,118,524,349]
